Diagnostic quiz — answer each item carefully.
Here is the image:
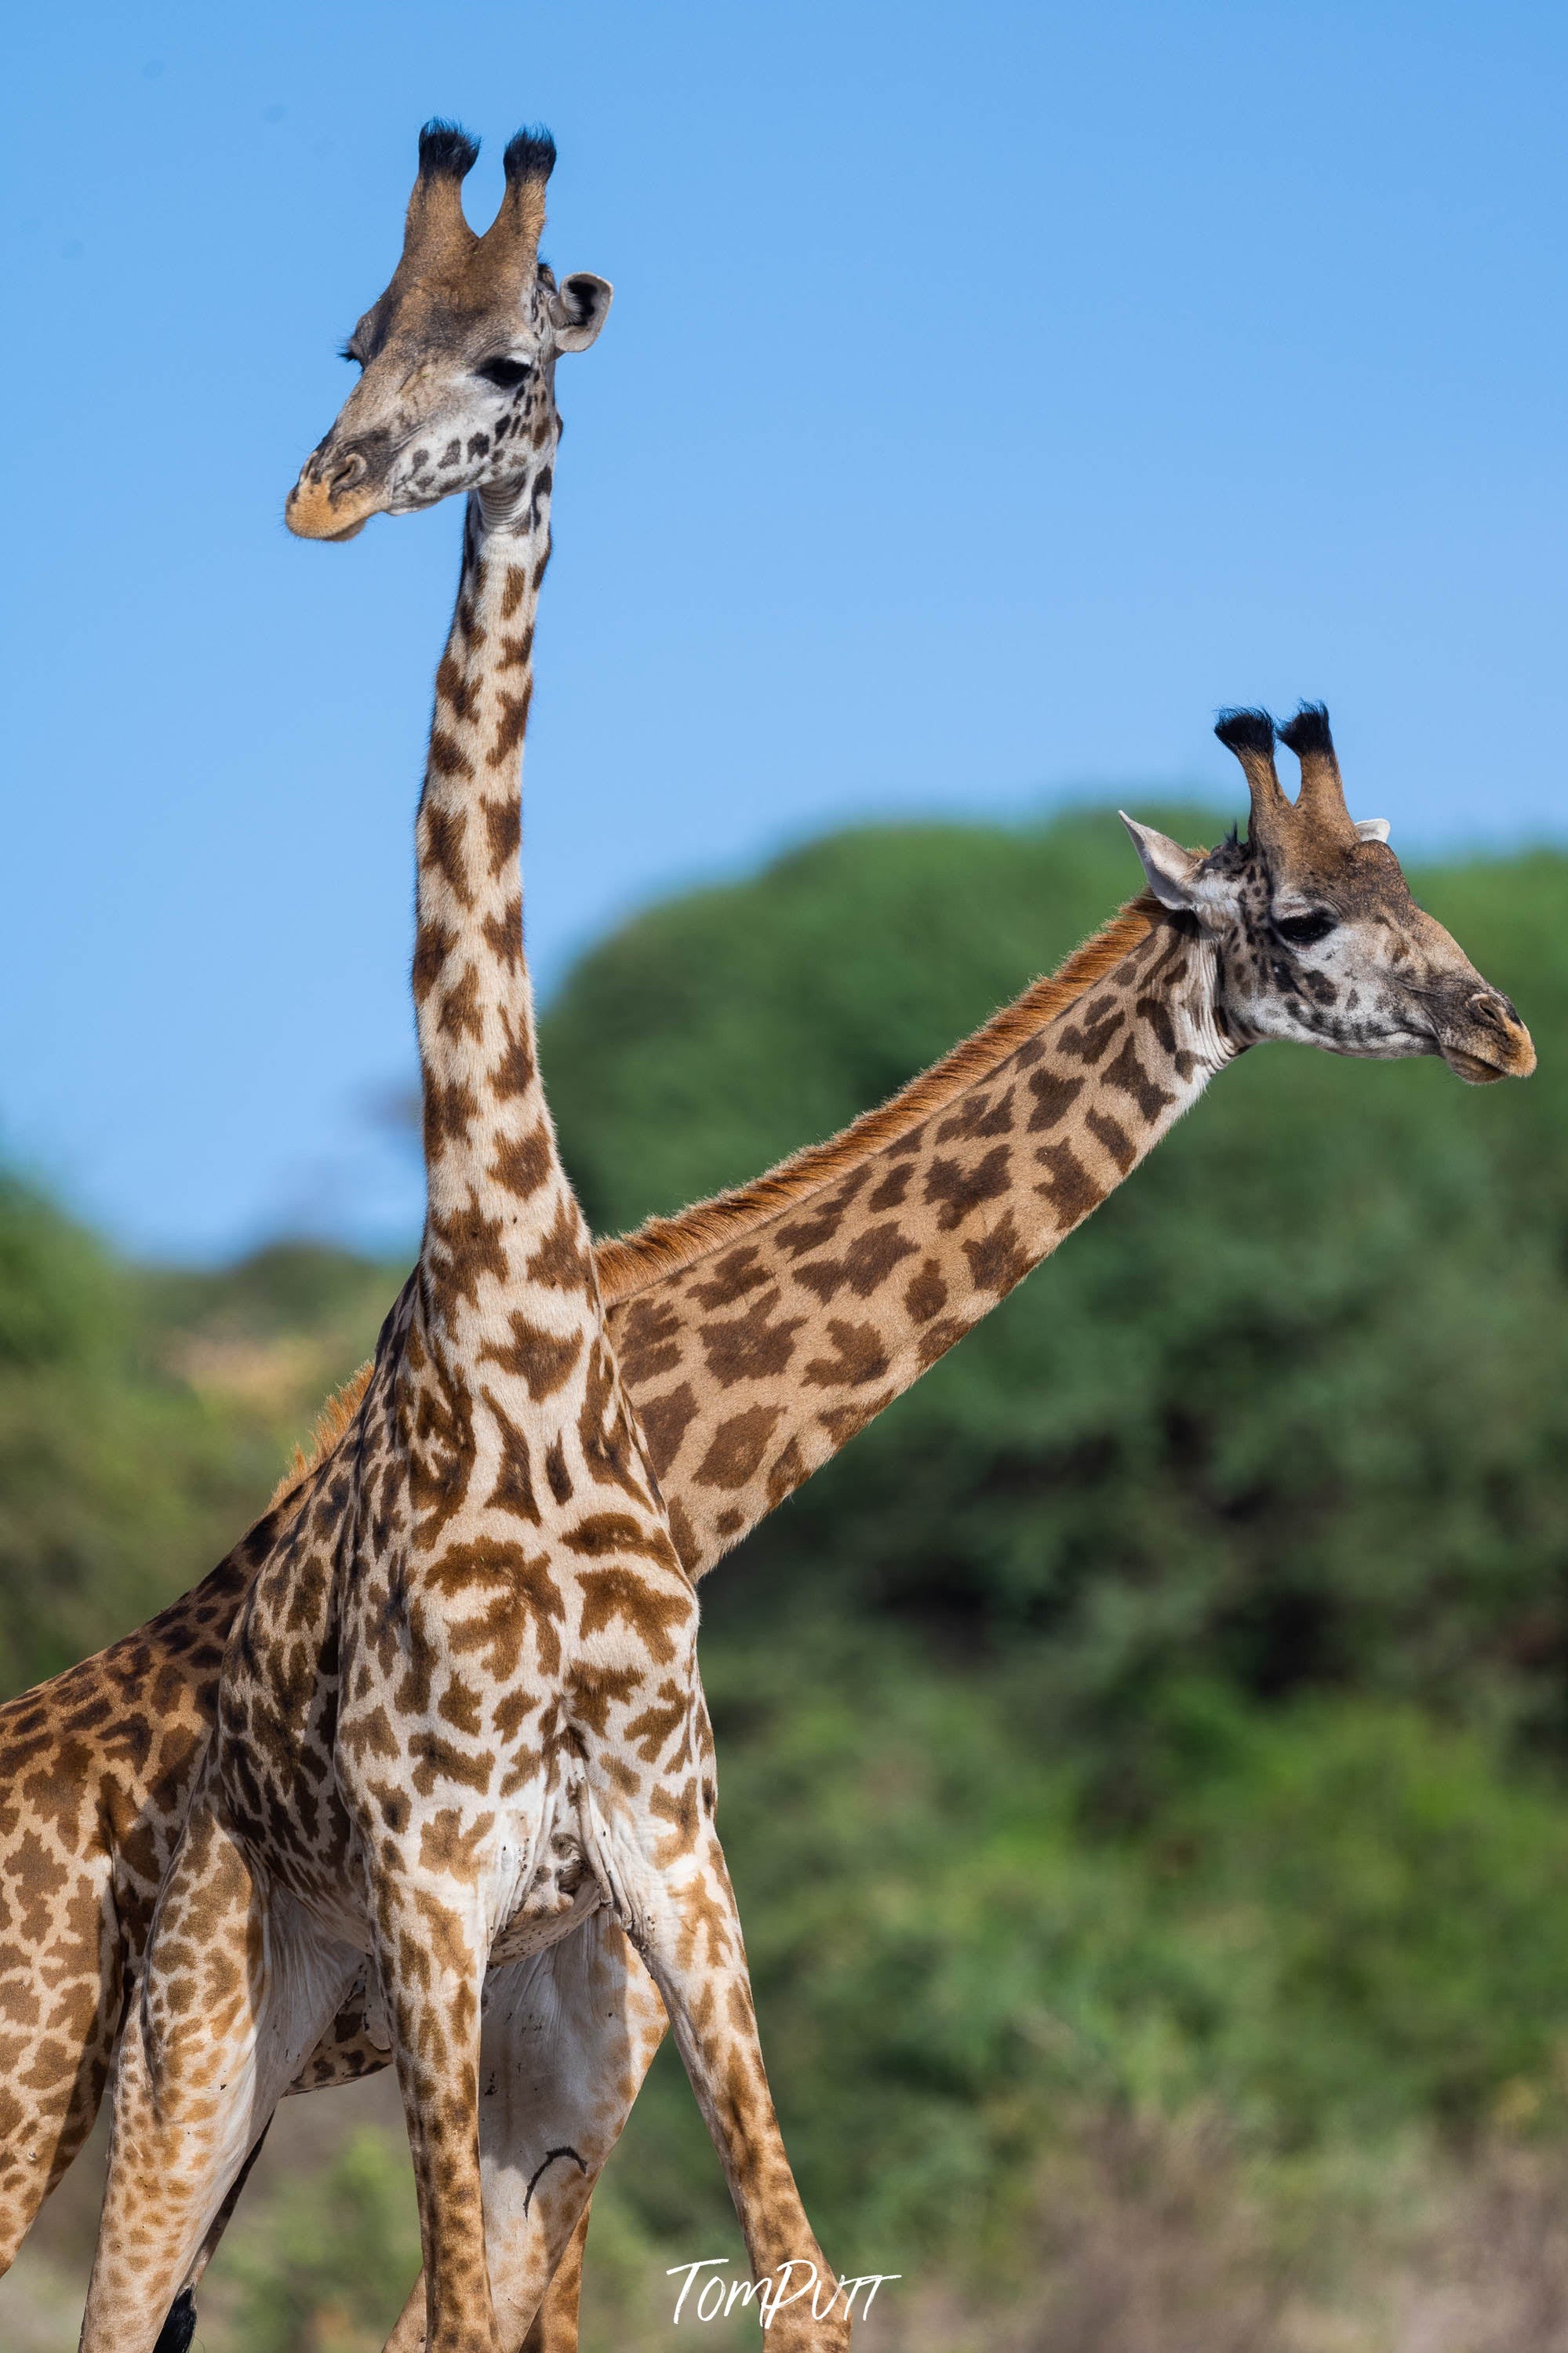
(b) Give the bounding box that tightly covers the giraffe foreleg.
[161,1998,380,2342]
[159,1983,395,2344]
[581,1791,850,2351]
[371,1867,500,2353]
[380,1908,667,2353]
[378,2186,595,2353]
[78,1797,358,2353]
[151,2115,274,2353]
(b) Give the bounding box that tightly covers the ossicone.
[503,126,558,184]
[476,122,557,282]
[1275,699,1352,833]
[1213,708,1276,759]
[1213,705,1290,847]
[417,119,480,180]
[404,121,482,268]
[1275,701,1335,763]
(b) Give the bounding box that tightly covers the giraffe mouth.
[1438,1025,1536,1084]
[1441,1047,1508,1085]
[1428,985,1536,1084]
[286,472,377,540]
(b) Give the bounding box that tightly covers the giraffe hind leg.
[518,2204,591,2353]
[0,1855,121,2276]
[78,1798,359,2353]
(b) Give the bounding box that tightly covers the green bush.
[0,1176,253,1690]
[609,1635,1568,2268]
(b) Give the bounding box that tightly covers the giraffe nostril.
[324,449,367,495]
[1471,990,1515,1033]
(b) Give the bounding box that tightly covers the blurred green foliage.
[0,1175,256,1690]
[0,1190,399,1694]
[4,805,1568,2322]
[610,1634,1568,2278]
[225,2129,423,2353]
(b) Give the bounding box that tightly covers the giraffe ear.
[1119,814,1231,916]
[1355,818,1392,844]
[545,272,613,352]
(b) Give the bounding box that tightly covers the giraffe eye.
[1275,912,1337,949]
[475,355,533,391]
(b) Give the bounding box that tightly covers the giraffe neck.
[404,456,602,1383]
[412,464,570,1333]
[605,909,1236,1573]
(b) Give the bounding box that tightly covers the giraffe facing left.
[77,122,848,2353]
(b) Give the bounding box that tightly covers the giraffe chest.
[212,1267,699,1921]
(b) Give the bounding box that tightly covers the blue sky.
[5,0,1566,1260]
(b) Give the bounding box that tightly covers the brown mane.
[592,891,1162,1295]
[266,892,1161,1514]
[267,1362,376,1514]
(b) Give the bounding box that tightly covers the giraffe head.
[285,121,611,541]
[1122,706,1534,1083]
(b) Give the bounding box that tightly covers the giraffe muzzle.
[285,445,377,541]
[1438,989,1536,1084]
